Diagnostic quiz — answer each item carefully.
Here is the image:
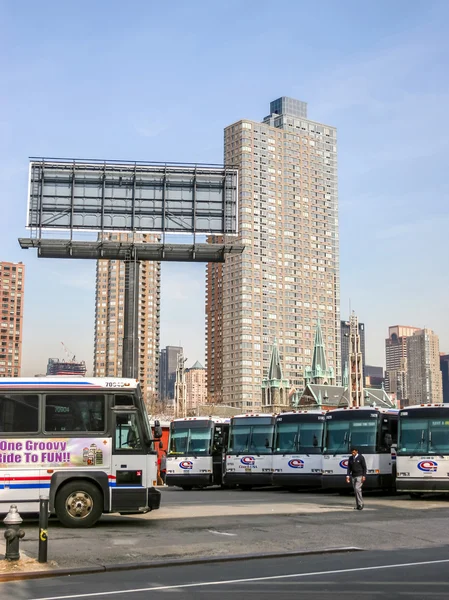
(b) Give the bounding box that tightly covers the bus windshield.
[274,421,323,454]
[325,418,378,454]
[169,426,213,455]
[228,423,274,454]
[399,416,449,455]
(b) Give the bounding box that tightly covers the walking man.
[346,447,367,510]
[160,450,167,485]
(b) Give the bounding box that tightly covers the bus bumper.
[272,473,322,489]
[322,474,393,490]
[224,472,272,487]
[166,474,213,488]
[148,487,161,510]
[396,478,449,493]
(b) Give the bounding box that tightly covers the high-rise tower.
[385,325,420,401]
[0,261,25,377]
[206,97,340,410]
[407,329,443,404]
[93,233,160,406]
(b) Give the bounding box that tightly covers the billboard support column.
[122,257,140,379]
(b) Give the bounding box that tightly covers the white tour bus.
[397,404,449,497]
[322,406,398,491]
[224,414,275,490]
[272,410,325,490]
[0,377,162,527]
[166,417,230,490]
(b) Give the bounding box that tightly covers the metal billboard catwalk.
[20,158,243,379]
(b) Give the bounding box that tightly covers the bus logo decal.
[339,459,349,469]
[417,460,438,472]
[288,459,304,469]
[240,456,256,466]
[179,461,193,470]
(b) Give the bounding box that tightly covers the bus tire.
[239,485,253,491]
[181,486,193,491]
[55,480,103,528]
[410,492,423,499]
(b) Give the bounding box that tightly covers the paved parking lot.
[4,487,449,570]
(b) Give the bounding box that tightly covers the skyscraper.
[385,325,420,401]
[159,345,183,403]
[407,329,443,404]
[93,233,160,405]
[206,97,340,410]
[0,261,25,377]
[440,354,449,403]
[185,361,207,411]
[340,319,365,380]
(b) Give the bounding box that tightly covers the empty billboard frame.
[27,158,238,236]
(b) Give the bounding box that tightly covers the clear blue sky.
[1,0,448,375]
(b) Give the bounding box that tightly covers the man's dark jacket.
[347,453,367,477]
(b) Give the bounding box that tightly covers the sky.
[1,0,448,376]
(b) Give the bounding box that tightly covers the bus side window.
[0,394,39,433]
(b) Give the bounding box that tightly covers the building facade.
[185,360,207,411]
[407,328,443,404]
[206,97,340,410]
[159,345,183,403]
[385,325,420,401]
[440,354,449,403]
[93,233,160,406]
[0,261,25,377]
[341,319,365,381]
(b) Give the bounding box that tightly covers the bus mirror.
[265,438,270,448]
[159,440,163,449]
[216,436,223,448]
[384,433,392,448]
[154,425,163,439]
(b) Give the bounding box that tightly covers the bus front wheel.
[55,480,103,528]
[410,492,423,499]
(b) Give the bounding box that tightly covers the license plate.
[183,471,190,474]
[245,468,251,473]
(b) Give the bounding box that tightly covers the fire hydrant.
[4,505,25,561]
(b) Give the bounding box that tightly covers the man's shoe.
[357,505,363,510]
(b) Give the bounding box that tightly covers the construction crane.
[61,342,76,362]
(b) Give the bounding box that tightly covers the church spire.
[304,319,335,385]
[268,338,283,380]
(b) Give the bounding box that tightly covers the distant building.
[407,329,443,404]
[0,261,25,377]
[341,320,365,382]
[440,354,449,403]
[365,365,384,389]
[159,346,183,403]
[47,358,87,376]
[385,325,420,401]
[185,361,207,411]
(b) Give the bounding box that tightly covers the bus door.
[111,410,148,512]
[212,424,227,485]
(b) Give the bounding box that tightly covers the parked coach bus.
[322,406,398,491]
[224,414,275,490]
[0,377,162,527]
[272,411,325,490]
[166,417,229,490]
[397,404,449,497]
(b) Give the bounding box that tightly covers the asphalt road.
[3,546,449,599]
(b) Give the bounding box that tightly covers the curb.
[0,546,362,583]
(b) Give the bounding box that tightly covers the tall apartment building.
[159,345,183,403]
[0,262,25,377]
[341,319,366,380]
[185,360,207,411]
[440,354,449,403]
[93,233,160,406]
[206,97,340,410]
[407,328,443,404]
[385,325,420,401]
